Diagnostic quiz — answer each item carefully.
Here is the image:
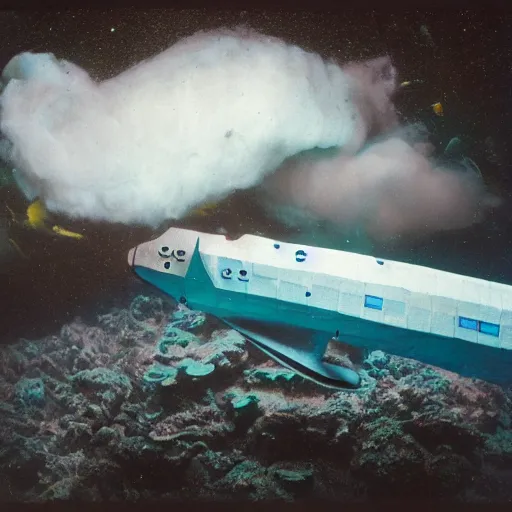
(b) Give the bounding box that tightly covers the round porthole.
[295,249,307,263]
[221,268,232,279]
[159,246,171,258]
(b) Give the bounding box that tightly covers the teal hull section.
[133,244,512,387]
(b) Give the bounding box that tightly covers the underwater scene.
[0,7,511,503]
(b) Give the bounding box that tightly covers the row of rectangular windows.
[363,295,500,337]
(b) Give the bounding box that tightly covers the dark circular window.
[159,246,171,258]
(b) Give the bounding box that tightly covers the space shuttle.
[128,227,512,389]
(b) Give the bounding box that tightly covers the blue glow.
[479,321,500,337]
[458,317,500,337]
[459,316,478,331]
[364,295,383,310]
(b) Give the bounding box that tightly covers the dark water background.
[0,8,511,343]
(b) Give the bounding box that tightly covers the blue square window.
[479,321,500,337]
[459,316,478,331]
[364,295,383,310]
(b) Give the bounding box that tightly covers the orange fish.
[432,102,444,116]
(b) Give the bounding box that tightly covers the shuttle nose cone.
[128,246,136,267]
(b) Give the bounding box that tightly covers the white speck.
[111,27,115,32]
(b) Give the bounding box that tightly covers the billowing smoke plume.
[261,131,498,240]
[0,27,398,227]
[0,27,496,238]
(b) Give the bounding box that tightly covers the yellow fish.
[10,199,84,240]
[432,101,444,116]
[52,225,84,239]
[24,199,48,231]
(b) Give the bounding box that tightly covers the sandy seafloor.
[0,7,512,503]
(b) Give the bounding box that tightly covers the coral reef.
[0,290,511,502]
